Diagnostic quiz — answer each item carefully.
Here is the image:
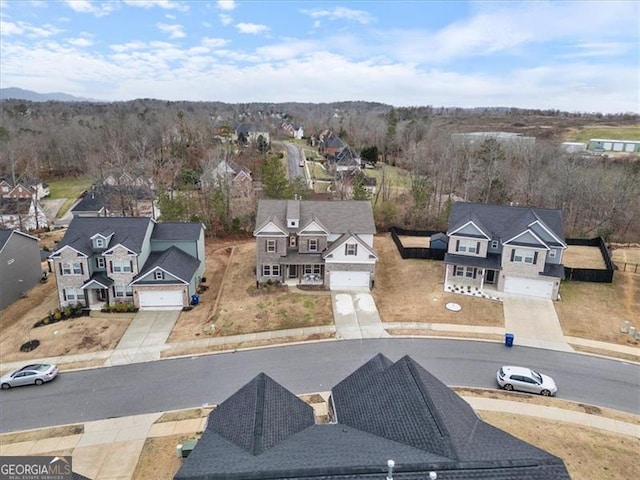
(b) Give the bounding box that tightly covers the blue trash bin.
[505,333,514,347]
[191,294,200,306]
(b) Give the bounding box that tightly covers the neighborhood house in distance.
[0,229,42,310]
[445,202,567,300]
[49,217,206,310]
[174,354,570,479]
[253,199,377,291]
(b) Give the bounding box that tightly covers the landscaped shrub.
[101,302,138,313]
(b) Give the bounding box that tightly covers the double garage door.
[503,277,555,299]
[329,271,371,291]
[138,290,184,309]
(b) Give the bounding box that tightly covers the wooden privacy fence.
[390,227,446,260]
[564,237,614,283]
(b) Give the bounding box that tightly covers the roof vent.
[386,459,394,480]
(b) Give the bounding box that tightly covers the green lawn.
[565,125,640,143]
[309,162,333,180]
[366,164,411,189]
[47,175,94,199]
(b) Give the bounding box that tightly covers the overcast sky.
[1,0,638,113]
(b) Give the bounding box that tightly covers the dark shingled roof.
[447,202,565,246]
[55,217,153,256]
[0,229,12,250]
[0,197,31,215]
[151,222,203,242]
[174,355,571,480]
[254,200,375,235]
[133,246,200,283]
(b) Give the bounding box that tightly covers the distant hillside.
[0,87,95,102]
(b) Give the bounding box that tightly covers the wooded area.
[0,98,638,241]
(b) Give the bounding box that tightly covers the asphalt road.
[1,339,638,433]
[284,142,305,180]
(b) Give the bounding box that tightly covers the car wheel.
[540,389,551,396]
[503,384,514,391]
[1,383,10,390]
[35,379,44,386]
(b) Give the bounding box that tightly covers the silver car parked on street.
[497,365,557,396]
[1,364,59,389]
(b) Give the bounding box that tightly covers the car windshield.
[531,370,543,384]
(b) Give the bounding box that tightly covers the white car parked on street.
[497,365,557,396]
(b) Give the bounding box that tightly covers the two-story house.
[49,217,205,310]
[253,200,377,291]
[0,229,42,310]
[444,202,566,300]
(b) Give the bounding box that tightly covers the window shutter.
[533,252,538,264]
[510,249,515,261]
[63,289,67,301]
[453,265,457,276]
[59,263,63,275]
[129,261,133,272]
[80,263,84,274]
[456,240,460,252]
[110,261,113,272]
[473,268,477,279]
[476,242,480,253]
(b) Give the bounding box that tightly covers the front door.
[289,265,298,278]
[485,270,496,284]
[97,289,107,301]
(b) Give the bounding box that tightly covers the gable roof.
[254,200,375,236]
[175,355,571,480]
[72,184,153,214]
[53,217,153,257]
[151,222,203,242]
[447,202,565,247]
[132,246,200,284]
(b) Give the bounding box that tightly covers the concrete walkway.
[503,295,574,352]
[104,310,180,366]
[1,396,637,480]
[331,292,389,339]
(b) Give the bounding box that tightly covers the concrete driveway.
[104,309,181,366]
[332,292,389,339]
[503,295,574,352]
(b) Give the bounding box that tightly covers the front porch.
[444,263,503,301]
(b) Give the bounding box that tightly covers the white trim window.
[154,271,165,280]
[345,243,358,256]
[453,266,477,279]
[511,248,538,264]
[303,264,322,275]
[61,262,83,275]
[96,257,106,269]
[94,238,105,248]
[548,249,557,259]
[64,287,85,302]
[114,284,133,298]
[266,239,277,253]
[308,239,318,252]
[491,240,499,249]
[262,264,281,277]
[456,239,480,254]
[112,259,133,273]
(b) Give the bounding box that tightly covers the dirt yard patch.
[563,245,606,269]
[610,245,640,272]
[397,234,431,248]
[372,234,504,326]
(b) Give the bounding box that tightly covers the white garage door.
[138,290,183,309]
[330,271,370,291]
[504,277,554,299]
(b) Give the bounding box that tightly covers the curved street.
[1,338,638,433]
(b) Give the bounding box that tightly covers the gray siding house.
[49,217,206,310]
[0,229,42,310]
[445,202,566,300]
[253,200,377,291]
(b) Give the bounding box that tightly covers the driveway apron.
[104,310,180,366]
[503,295,574,352]
[332,292,388,339]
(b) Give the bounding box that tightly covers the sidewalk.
[1,396,637,480]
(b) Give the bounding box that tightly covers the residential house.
[174,354,570,480]
[49,217,205,310]
[0,197,49,231]
[319,134,346,158]
[281,121,304,139]
[329,145,361,173]
[199,159,255,226]
[0,176,50,199]
[233,123,271,145]
[71,184,157,219]
[444,202,566,300]
[0,229,42,310]
[253,200,377,290]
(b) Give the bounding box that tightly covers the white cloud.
[302,6,375,25]
[217,0,235,11]
[157,22,186,39]
[219,14,232,26]
[122,0,189,12]
[235,22,269,35]
[67,36,93,47]
[0,20,62,38]
[64,0,114,17]
[563,42,633,58]
[0,20,23,36]
[201,37,229,48]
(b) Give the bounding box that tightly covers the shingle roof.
[55,217,153,256]
[0,197,31,215]
[151,222,203,242]
[71,185,153,213]
[448,202,565,245]
[0,229,12,250]
[175,355,571,480]
[254,200,375,235]
[133,246,200,283]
